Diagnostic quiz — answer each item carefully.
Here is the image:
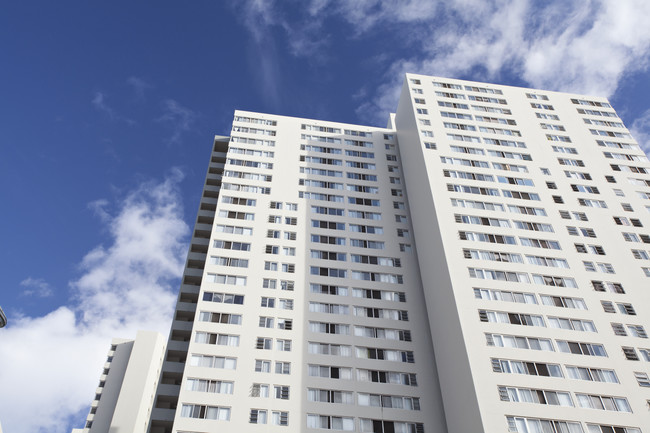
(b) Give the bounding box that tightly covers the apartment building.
[74,331,166,433]
[395,74,650,433]
[77,74,650,433]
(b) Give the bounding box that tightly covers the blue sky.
[1,1,650,431]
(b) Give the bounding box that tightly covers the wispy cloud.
[88,198,111,223]
[347,0,650,124]
[233,0,650,125]
[156,99,198,144]
[92,91,136,125]
[20,277,54,297]
[630,108,650,155]
[229,0,285,108]
[91,91,115,118]
[0,169,189,433]
[126,76,152,101]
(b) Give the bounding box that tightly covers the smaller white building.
[73,330,166,433]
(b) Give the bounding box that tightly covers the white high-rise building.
[78,74,650,433]
[394,74,650,433]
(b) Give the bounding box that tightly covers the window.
[254,359,271,372]
[275,361,291,374]
[475,288,537,304]
[261,297,275,308]
[548,316,596,332]
[180,404,230,421]
[195,332,239,346]
[532,274,577,288]
[308,388,353,404]
[210,256,249,268]
[540,294,586,309]
[357,393,420,410]
[190,354,237,370]
[505,416,582,433]
[627,324,648,338]
[576,393,631,412]
[249,409,267,424]
[492,358,562,377]
[359,419,424,433]
[310,284,348,296]
[617,302,636,315]
[309,364,353,380]
[310,321,350,335]
[499,386,573,407]
[278,318,292,330]
[486,333,554,352]
[271,411,289,426]
[255,337,272,350]
[185,378,234,394]
[469,267,530,283]
[308,342,352,357]
[277,339,292,351]
[479,310,545,327]
[215,224,253,236]
[591,280,625,293]
[354,326,411,341]
[198,311,242,325]
[623,346,639,360]
[259,316,274,328]
[356,346,414,363]
[557,340,606,356]
[565,366,618,383]
[202,291,244,305]
[634,371,650,387]
[307,415,354,431]
[213,240,251,251]
[274,385,290,399]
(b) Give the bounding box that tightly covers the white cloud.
[353,0,650,124]
[0,169,189,433]
[328,0,440,34]
[232,0,650,125]
[92,91,136,125]
[91,91,115,118]
[156,99,198,144]
[20,277,54,297]
[630,108,650,155]
[229,0,286,107]
[127,76,152,100]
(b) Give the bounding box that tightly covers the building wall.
[132,73,650,433]
[148,136,230,433]
[396,73,650,433]
[166,111,448,433]
[76,331,165,433]
[395,78,485,433]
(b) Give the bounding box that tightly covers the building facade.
[74,331,166,433]
[147,112,448,433]
[79,74,650,433]
[395,74,650,433]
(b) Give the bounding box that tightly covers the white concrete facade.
[75,330,166,433]
[73,74,650,433]
[395,74,650,433]
[147,114,448,433]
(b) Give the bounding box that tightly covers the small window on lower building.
[622,346,639,361]
[272,411,289,426]
[250,409,268,424]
